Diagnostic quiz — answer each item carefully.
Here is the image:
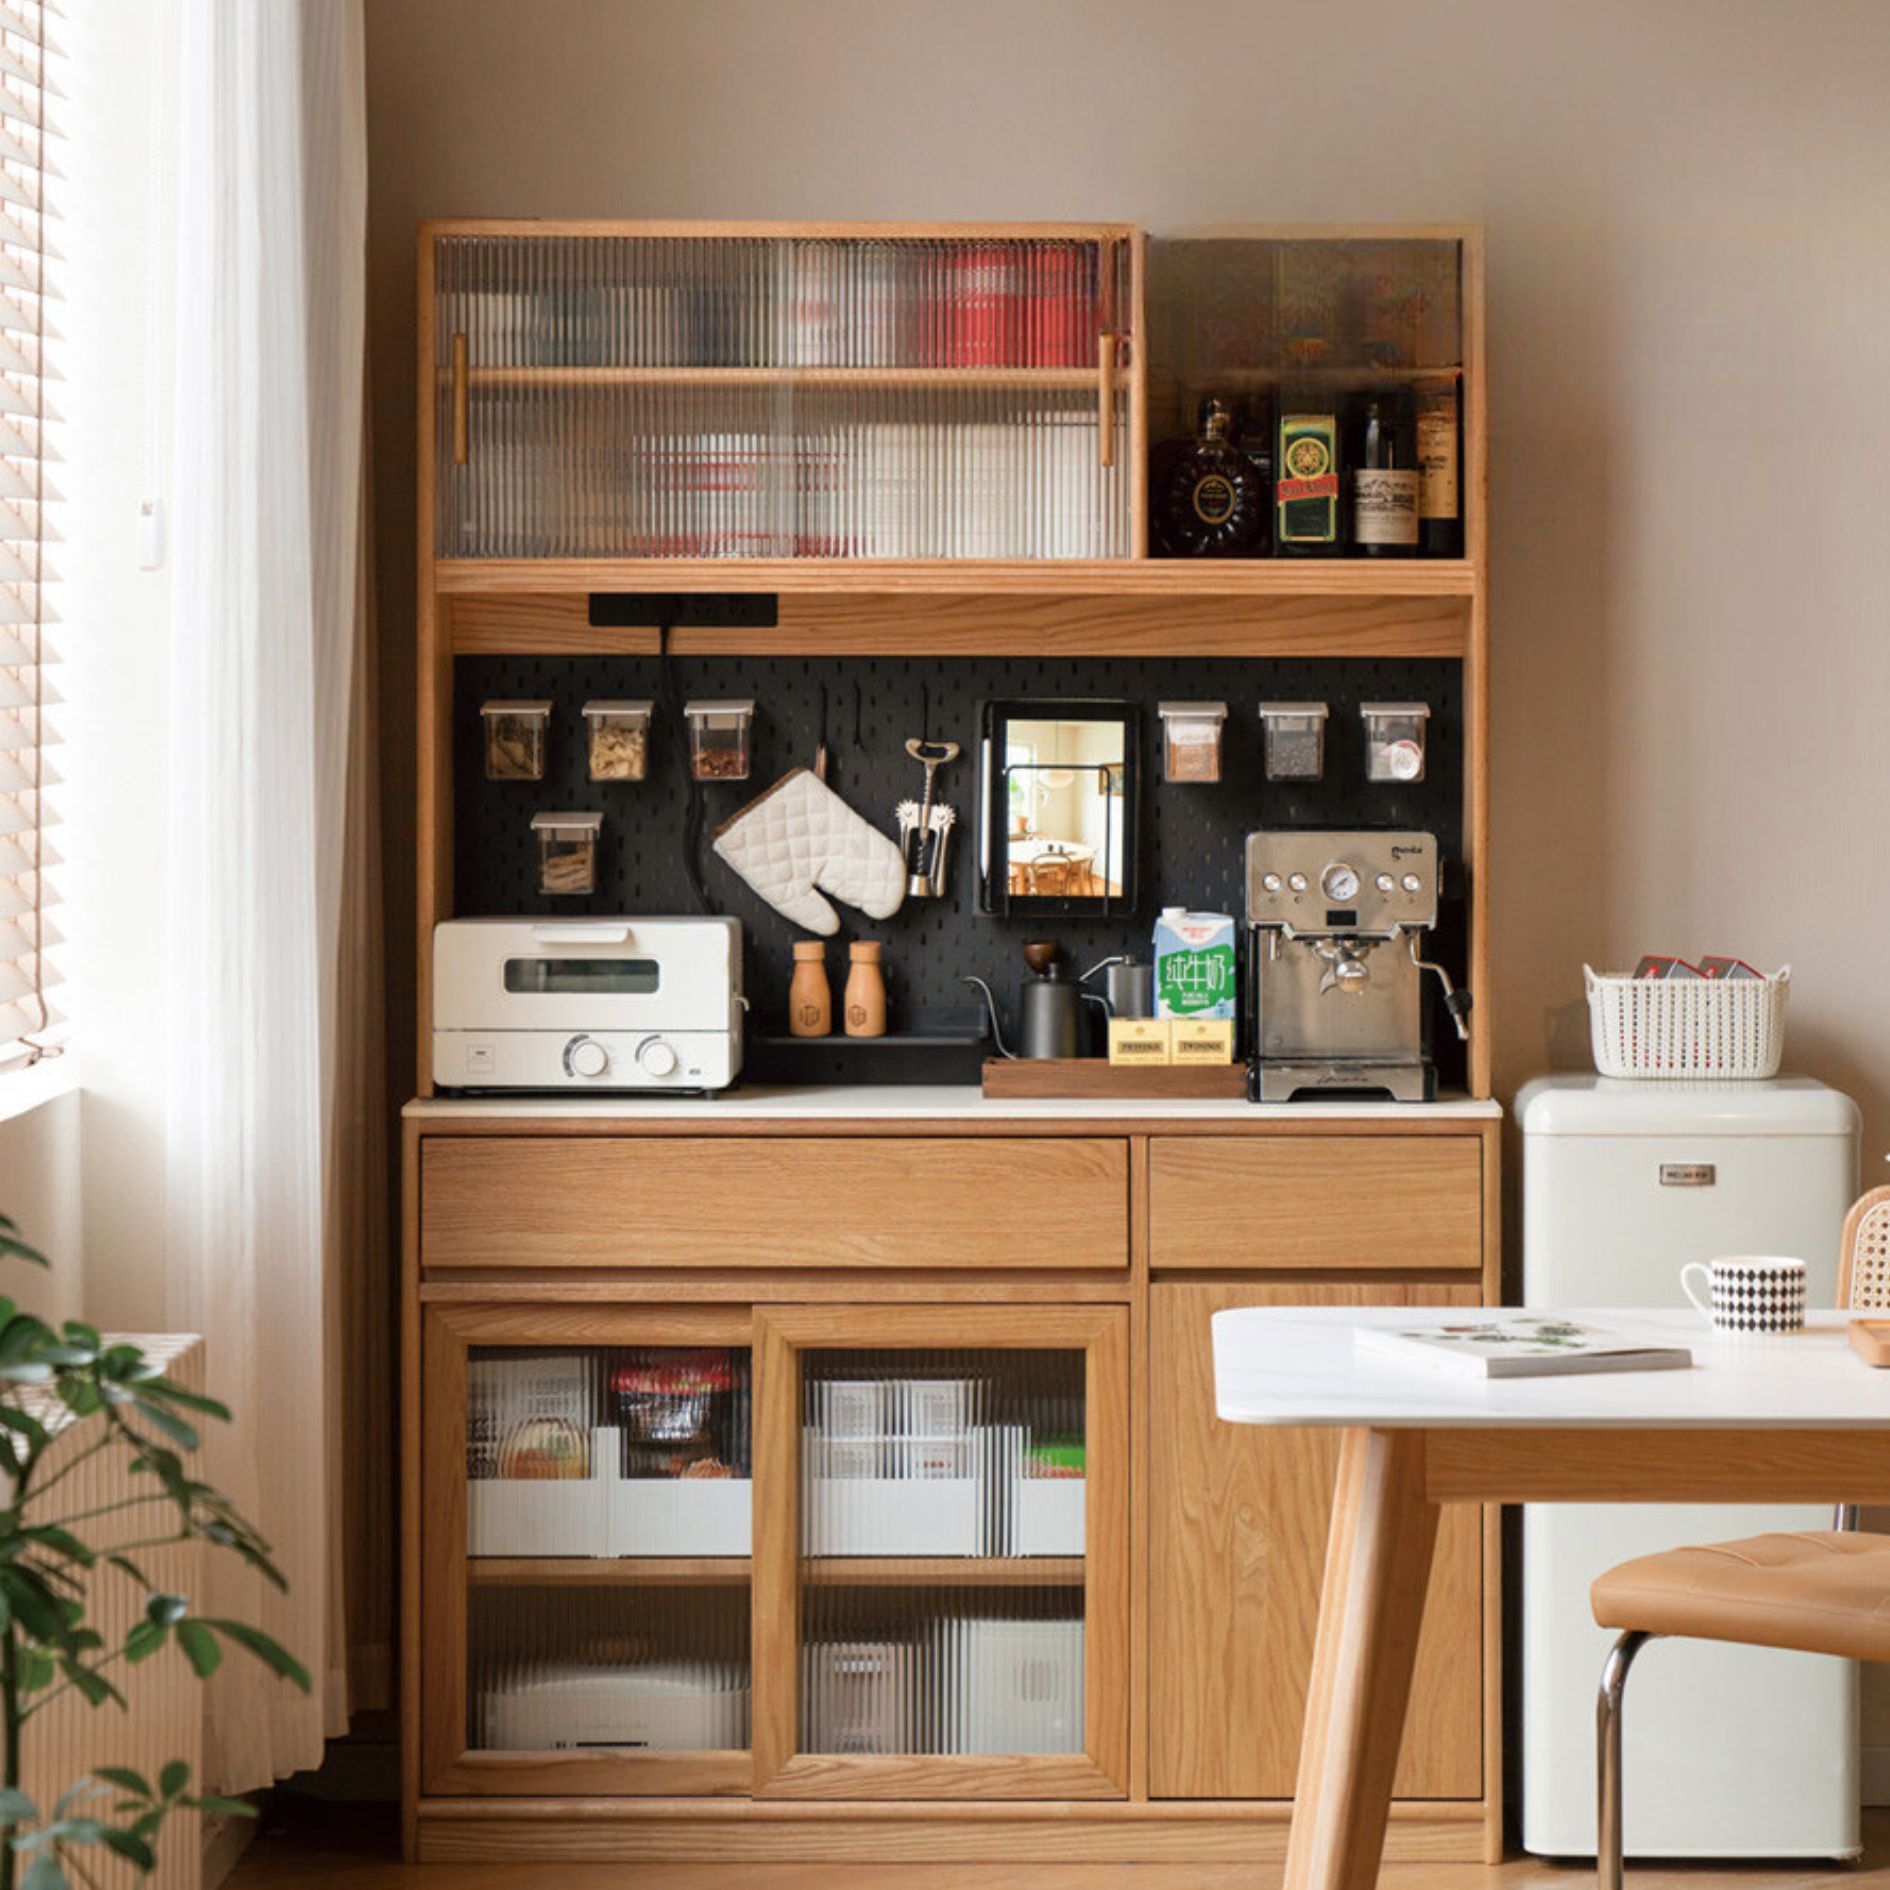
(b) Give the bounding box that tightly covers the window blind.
[0,0,53,1065]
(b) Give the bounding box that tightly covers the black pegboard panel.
[453,655,1469,1086]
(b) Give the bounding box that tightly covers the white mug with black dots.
[1680,1256,1808,1336]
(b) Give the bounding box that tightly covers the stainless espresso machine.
[1244,830,1470,1102]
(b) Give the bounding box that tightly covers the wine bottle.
[1275,394,1341,556]
[1416,383,1463,557]
[1154,396,1268,558]
[1350,391,1418,559]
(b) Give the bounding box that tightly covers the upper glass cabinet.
[430,227,1137,561]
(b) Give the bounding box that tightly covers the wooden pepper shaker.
[844,941,886,1038]
[789,941,830,1037]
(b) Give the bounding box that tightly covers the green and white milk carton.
[1153,908,1238,1020]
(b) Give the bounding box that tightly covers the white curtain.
[163,0,369,1788]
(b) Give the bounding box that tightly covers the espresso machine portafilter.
[1245,830,1470,1103]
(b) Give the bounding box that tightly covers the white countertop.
[1213,1307,1890,1430]
[404,1084,1503,1124]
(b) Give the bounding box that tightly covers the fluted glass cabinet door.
[751,1305,1129,1799]
[421,1307,755,1798]
[428,226,1138,563]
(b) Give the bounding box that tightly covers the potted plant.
[0,1214,310,1889]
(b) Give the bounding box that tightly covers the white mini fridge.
[1518,1074,1861,1860]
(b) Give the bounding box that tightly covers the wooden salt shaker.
[844,941,886,1038]
[789,941,830,1037]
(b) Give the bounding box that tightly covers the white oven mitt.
[710,767,906,936]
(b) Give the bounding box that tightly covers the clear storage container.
[583,699,653,782]
[684,699,755,781]
[482,699,552,781]
[1258,702,1328,781]
[1360,701,1430,782]
[532,811,603,896]
[1157,701,1227,784]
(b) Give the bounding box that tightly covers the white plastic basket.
[1584,965,1789,1080]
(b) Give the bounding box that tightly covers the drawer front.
[1148,1136,1483,1272]
[422,1136,1130,1271]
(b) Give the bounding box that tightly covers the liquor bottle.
[1154,396,1268,558]
[1275,394,1342,556]
[1416,383,1463,557]
[1349,392,1419,559]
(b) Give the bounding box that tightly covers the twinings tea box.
[1107,1018,1171,1067]
[1154,909,1238,1020]
[1169,1018,1237,1065]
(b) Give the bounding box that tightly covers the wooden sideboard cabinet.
[403,1107,1500,1868]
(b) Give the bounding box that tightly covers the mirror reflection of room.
[1004,719,1126,897]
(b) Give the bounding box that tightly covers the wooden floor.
[227,1801,1890,1890]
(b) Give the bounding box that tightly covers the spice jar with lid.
[1258,702,1329,782]
[531,811,603,896]
[481,700,552,781]
[582,700,653,782]
[1157,701,1228,784]
[1360,702,1430,783]
[684,699,755,781]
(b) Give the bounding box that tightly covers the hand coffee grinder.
[1244,830,1471,1102]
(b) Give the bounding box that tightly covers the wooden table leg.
[1284,1427,1442,1890]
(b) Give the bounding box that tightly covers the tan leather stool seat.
[1592,1530,1890,1663]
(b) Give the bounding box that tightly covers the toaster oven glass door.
[504,957,660,995]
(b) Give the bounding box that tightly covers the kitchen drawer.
[1147,1136,1483,1272]
[421,1136,1130,1272]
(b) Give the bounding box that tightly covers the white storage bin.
[1014,1479,1086,1557]
[467,1425,613,1558]
[803,1429,984,1556]
[607,1475,752,1557]
[1584,964,1789,1080]
[946,1617,1085,1755]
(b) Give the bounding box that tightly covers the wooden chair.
[1587,1187,1890,1890]
[1027,855,1072,895]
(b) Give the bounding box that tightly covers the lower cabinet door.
[1148,1280,1486,1801]
[751,1304,1130,1799]
[420,1305,758,1797]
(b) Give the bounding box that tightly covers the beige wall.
[365,0,1890,1149]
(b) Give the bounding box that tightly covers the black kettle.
[964,941,1101,1060]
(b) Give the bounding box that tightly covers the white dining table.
[1211,1306,1890,1890]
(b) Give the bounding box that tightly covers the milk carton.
[1153,909,1238,1020]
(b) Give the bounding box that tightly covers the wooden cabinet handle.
[1097,331,1116,469]
[451,332,469,466]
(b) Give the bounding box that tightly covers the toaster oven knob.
[563,1035,610,1079]
[637,1036,679,1078]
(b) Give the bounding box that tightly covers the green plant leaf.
[157,1760,189,1801]
[0,1787,37,1824]
[100,1828,157,1870]
[184,1795,256,1818]
[22,1527,94,1568]
[201,1619,311,1691]
[128,1398,199,1452]
[90,1769,149,1801]
[143,1593,188,1629]
[0,1406,47,1445]
[174,1621,220,1679]
[142,1377,231,1420]
[122,1618,167,1664]
[20,1850,65,1890]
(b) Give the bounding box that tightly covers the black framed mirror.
[976,699,1141,917]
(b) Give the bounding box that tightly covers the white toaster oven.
[432,917,744,1092]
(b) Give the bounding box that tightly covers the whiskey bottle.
[1275,394,1341,556]
[1415,383,1463,557]
[1155,396,1267,558]
[1350,391,1418,558]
